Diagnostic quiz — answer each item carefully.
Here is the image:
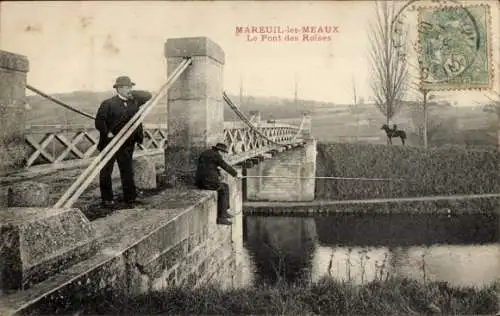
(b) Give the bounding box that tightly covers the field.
[309,104,495,147]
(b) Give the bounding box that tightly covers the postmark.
[417,4,493,91]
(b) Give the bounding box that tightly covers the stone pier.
[163,37,226,186]
[0,50,29,175]
[244,112,316,202]
[301,111,312,139]
[249,110,261,124]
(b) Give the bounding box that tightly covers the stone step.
[0,207,99,295]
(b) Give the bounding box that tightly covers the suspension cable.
[54,57,192,208]
[26,85,96,120]
[223,92,305,147]
[290,116,306,143]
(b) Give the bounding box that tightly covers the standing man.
[95,76,152,208]
[195,143,241,225]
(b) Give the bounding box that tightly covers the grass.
[52,276,499,315]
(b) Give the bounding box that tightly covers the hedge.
[315,143,500,200]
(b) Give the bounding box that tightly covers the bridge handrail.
[22,119,304,169]
[25,122,298,134]
[223,120,299,130]
[24,123,168,134]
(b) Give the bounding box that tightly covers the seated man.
[195,143,241,225]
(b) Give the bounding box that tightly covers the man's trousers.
[196,181,231,218]
[99,144,137,202]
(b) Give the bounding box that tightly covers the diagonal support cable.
[54,57,192,208]
[27,85,150,151]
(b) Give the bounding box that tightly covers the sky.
[1,0,499,106]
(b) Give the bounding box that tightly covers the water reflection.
[314,213,498,246]
[311,244,500,287]
[244,217,318,284]
[243,213,499,288]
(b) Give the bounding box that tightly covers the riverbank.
[42,277,498,315]
[315,143,500,200]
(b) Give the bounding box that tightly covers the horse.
[381,124,406,145]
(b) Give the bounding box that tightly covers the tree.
[368,0,410,125]
[408,97,460,148]
[409,86,432,148]
[349,76,361,141]
[421,88,430,148]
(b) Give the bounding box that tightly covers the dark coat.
[195,148,238,186]
[95,90,152,151]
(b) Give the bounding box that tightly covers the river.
[242,212,499,287]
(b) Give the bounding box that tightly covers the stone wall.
[0,187,245,315]
[126,193,237,293]
[246,139,317,201]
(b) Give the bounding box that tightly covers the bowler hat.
[212,143,228,153]
[113,76,135,88]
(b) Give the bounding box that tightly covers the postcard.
[0,1,499,315]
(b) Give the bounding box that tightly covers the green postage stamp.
[417,4,492,90]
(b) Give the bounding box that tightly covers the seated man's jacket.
[195,148,237,186]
